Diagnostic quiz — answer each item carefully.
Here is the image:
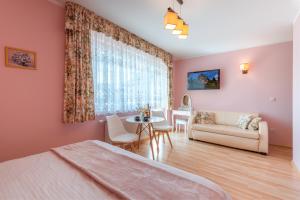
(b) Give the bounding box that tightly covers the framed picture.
[187,69,220,90]
[5,47,36,70]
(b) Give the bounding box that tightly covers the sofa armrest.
[187,114,196,139]
[258,121,269,154]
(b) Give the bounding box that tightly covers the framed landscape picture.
[187,69,220,90]
[5,47,36,70]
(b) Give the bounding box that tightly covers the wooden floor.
[136,132,300,200]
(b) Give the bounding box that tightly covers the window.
[91,31,169,114]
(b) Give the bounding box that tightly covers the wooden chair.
[151,110,173,148]
[106,115,138,151]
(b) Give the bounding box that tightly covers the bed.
[0,140,231,200]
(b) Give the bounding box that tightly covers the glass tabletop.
[126,116,164,124]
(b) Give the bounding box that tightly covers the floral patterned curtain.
[63,3,95,123]
[64,1,173,123]
[168,68,174,109]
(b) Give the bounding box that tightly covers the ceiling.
[52,0,300,60]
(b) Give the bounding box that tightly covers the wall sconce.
[240,63,249,74]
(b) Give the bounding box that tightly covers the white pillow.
[237,115,253,129]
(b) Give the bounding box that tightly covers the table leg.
[136,124,142,149]
[148,124,155,160]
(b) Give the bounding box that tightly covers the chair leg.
[162,133,165,143]
[150,124,158,146]
[156,132,160,153]
[148,128,155,160]
[130,143,135,152]
[166,131,173,148]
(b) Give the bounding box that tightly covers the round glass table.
[126,116,164,160]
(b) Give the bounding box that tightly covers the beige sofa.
[187,111,269,154]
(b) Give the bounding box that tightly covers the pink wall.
[174,42,293,147]
[293,14,300,168]
[0,0,105,162]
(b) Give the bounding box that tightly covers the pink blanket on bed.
[52,141,230,200]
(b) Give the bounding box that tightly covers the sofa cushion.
[192,124,259,139]
[194,112,201,124]
[200,112,216,124]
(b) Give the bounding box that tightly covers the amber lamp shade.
[172,17,184,35]
[164,7,178,30]
[178,23,189,39]
[240,63,249,74]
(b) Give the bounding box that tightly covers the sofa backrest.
[196,111,259,126]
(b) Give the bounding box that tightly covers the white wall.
[293,14,300,169]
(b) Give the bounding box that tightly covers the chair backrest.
[106,115,127,140]
[151,110,169,126]
[152,110,165,118]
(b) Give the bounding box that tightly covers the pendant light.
[172,3,183,34]
[164,0,189,39]
[164,7,178,30]
[178,22,189,39]
[172,17,184,34]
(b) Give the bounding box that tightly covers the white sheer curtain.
[91,31,169,115]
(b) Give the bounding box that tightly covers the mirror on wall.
[179,94,192,111]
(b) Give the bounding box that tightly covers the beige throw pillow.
[237,115,253,129]
[194,112,202,124]
[248,117,262,131]
[200,112,216,124]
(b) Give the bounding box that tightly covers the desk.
[126,116,164,160]
[171,110,191,132]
